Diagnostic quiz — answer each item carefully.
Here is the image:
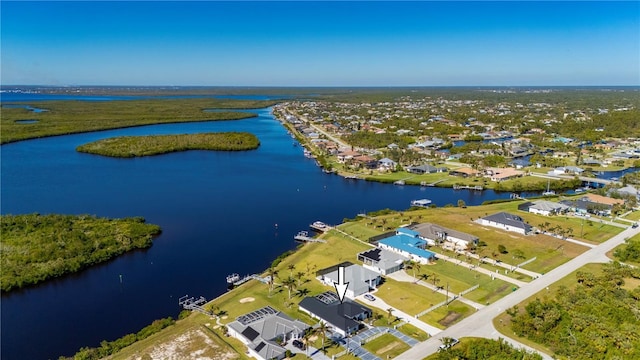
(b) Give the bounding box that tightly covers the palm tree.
[294,271,306,287]
[267,267,278,297]
[287,263,296,277]
[282,276,296,299]
[296,288,310,298]
[315,322,329,353]
[432,273,440,288]
[386,307,394,323]
[404,260,415,278]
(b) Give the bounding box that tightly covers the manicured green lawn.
[374,278,447,316]
[362,333,410,359]
[397,323,430,341]
[623,210,640,221]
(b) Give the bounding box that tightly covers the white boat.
[411,199,432,207]
[394,180,405,185]
[310,221,329,232]
[226,273,240,284]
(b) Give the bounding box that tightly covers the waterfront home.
[612,185,639,200]
[299,292,372,337]
[449,167,479,178]
[357,248,407,275]
[518,200,570,216]
[378,158,397,170]
[316,262,381,299]
[409,222,479,251]
[227,306,310,360]
[353,155,378,169]
[337,150,361,163]
[479,212,533,235]
[407,164,447,174]
[377,228,436,264]
[484,167,524,182]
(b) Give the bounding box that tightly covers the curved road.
[397,224,640,359]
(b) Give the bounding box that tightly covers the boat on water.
[226,273,240,284]
[394,180,405,185]
[310,221,329,232]
[411,199,432,207]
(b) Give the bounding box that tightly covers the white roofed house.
[518,200,570,216]
[316,262,381,299]
[378,157,397,171]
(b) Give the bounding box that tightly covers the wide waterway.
[3,100,540,359]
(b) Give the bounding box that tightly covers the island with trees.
[0,213,161,292]
[76,132,260,157]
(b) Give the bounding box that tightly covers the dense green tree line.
[430,338,542,360]
[1,98,272,144]
[59,317,175,360]
[76,132,260,157]
[344,131,413,149]
[508,262,640,359]
[614,237,640,263]
[0,214,161,292]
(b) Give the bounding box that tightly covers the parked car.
[439,338,459,351]
[292,339,306,350]
[633,223,638,228]
[364,294,376,301]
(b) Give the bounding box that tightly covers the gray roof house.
[357,248,407,275]
[299,292,372,337]
[317,263,381,299]
[409,222,479,250]
[520,200,570,216]
[378,158,397,169]
[407,164,447,174]
[227,306,310,360]
[480,212,533,235]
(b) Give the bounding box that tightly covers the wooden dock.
[294,231,327,243]
[179,295,212,315]
[453,185,484,191]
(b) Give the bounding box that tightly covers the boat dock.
[178,295,212,315]
[310,221,331,232]
[226,273,272,288]
[453,185,484,191]
[294,230,327,243]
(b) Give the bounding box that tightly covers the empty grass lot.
[418,300,476,330]
[374,278,447,316]
[412,260,514,304]
[362,333,410,359]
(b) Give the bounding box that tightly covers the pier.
[294,230,327,243]
[179,295,212,315]
[310,221,331,232]
[453,185,484,191]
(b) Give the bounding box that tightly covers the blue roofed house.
[377,228,436,264]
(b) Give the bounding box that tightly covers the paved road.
[397,224,640,360]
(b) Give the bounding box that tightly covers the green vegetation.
[59,317,175,360]
[1,98,275,144]
[507,262,640,359]
[76,132,260,157]
[613,236,640,263]
[425,338,542,360]
[0,214,161,292]
[362,333,410,359]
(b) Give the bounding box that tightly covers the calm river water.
[2,100,536,359]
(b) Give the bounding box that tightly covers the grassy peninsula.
[0,98,276,144]
[76,132,260,157]
[0,214,161,292]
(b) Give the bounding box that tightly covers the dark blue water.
[594,167,639,180]
[2,104,533,360]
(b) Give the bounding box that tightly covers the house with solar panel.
[316,262,382,299]
[226,306,310,360]
[298,291,372,337]
[377,227,436,264]
[357,248,407,275]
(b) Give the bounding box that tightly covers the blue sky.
[2,1,638,86]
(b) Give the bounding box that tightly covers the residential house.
[377,228,436,264]
[357,248,407,275]
[316,262,381,299]
[484,167,524,182]
[518,200,570,216]
[378,158,397,171]
[298,292,372,337]
[480,212,533,235]
[449,167,479,178]
[407,164,447,174]
[409,223,479,251]
[227,306,310,360]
